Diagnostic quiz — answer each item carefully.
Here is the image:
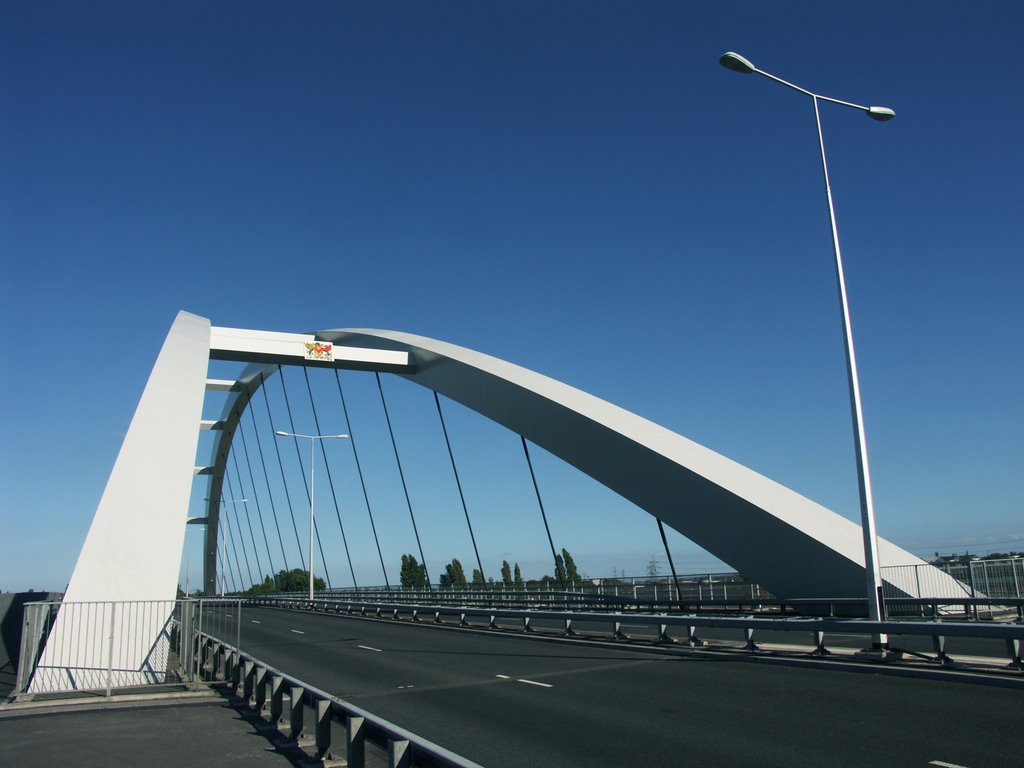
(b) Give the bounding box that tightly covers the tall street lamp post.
[719,52,894,648]
[275,431,349,601]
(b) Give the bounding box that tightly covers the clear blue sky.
[2,2,1021,592]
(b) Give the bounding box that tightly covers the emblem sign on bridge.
[304,341,334,362]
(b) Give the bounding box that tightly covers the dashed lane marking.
[496,674,552,688]
[929,761,970,768]
[358,644,383,652]
[517,678,553,688]
[250,620,261,624]
[290,629,304,634]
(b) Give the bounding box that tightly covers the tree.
[513,563,523,588]
[472,568,485,585]
[561,548,580,581]
[248,568,325,594]
[442,558,467,587]
[500,560,513,586]
[399,554,428,588]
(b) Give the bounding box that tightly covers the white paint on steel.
[210,324,409,368]
[322,328,969,603]
[30,311,211,692]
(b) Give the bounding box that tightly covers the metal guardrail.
[196,633,482,768]
[255,589,1024,622]
[248,596,1024,671]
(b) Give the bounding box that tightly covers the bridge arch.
[33,312,964,692]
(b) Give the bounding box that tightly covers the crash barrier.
[252,589,1024,622]
[13,598,241,698]
[196,633,482,768]
[247,596,1024,672]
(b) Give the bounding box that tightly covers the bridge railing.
[247,595,1024,671]
[194,632,482,768]
[12,598,243,699]
[254,587,1023,622]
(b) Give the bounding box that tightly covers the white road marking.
[397,685,415,689]
[495,674,511,679]
[250,620,261,624]
[290,629,304,634]
[516,678,553,688]
[929,762,970,768]
[225,613,233,618]
[358,644,383,652]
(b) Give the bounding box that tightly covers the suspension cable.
[236,409,276,579]
[264,370,303,573]
[435,392,485,583]
[222,499,245,592]
[228,448,265,582]
[218,527,236,595]
[303,367,357,589]
[657,518,684,610]
[335,370,390,590]
[375,372,431,586]
[224,472,256,588]
[279,366,332,590]
[521,436,565,590]
[255,371,293,575]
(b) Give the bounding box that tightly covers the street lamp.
[275,430,349,600]
[720,51,893,648]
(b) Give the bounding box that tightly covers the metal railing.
[13,598,243,698]
[195,633,482,767]
[298,572,775,603]
[248,595,1024,671]
[882,558,1024,600]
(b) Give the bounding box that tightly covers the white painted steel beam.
[320,328,968,604]
[31,311,211,691]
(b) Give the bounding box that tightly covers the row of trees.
[398,549,580,588]
[223,553,584,594]
[246,568,326,594]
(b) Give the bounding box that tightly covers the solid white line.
[358,644,383,652]
[290,629,304,634]
[929,761,970,768]
[517,678,553,688]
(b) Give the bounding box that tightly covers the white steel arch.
[34,312,966,692]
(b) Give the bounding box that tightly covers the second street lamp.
[275,430,349,601]
[720,51,894,648]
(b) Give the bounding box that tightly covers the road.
[212,605,1022,767]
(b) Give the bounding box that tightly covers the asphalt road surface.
[213,605,1022,767]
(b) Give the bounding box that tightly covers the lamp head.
[867,106,896,121]
[720,52,755,74]
[275,430,289,436]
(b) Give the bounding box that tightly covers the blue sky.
[2,2,1021,592]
